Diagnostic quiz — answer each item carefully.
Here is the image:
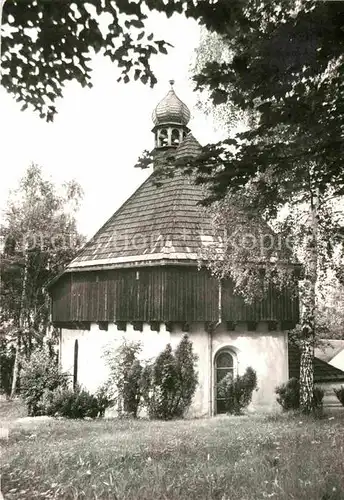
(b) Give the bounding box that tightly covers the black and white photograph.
[0,1,344,499]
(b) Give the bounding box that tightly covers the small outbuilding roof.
[315,340,344,363]
[289,344,344,383]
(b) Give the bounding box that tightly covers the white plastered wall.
[211,323,289,412]
[60,321,289,415]
[60,322,170,394]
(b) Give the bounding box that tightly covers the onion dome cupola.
[152,80,191,149]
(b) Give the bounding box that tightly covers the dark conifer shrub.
[141,335,198,420]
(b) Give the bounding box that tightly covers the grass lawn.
[1,404,344,500]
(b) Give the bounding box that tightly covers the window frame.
[214,348,237,415]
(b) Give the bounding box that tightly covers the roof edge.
[67,252,201,269]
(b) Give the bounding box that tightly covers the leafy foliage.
[333,386,344,407]
[275,378,324,412]
[1,164,84,310]
[94,386,112,418]
[183,0,344,415]
[43,384,108,419]
[275,378,301,412]
[192,28,245,134]
[20,348,109,418]
[1,0,176,120]
[316,282,344,339]
[103,340,143,417]
[197,192,297,303]
[20,348,69,416]
[141,335,198,420]
[0,164,84,396]
[2,0,257,120]
[191,1,344,201]
[217,367,257,415]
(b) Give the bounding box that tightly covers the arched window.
[215,349,235,414]
[171,128,180,146]
[158,128,169,147]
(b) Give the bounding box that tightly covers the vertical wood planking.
[50,267,299,325]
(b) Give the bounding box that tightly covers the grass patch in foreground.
[1,412,344,499]
[0,398,26,425]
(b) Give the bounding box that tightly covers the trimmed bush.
[141,335,198,420]
[334,386,344,406]
[217,367,257,415]
[20,349,69,416]
[275,378,324,411]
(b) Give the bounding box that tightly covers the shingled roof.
[289,344,344,382]
[174,133,203,160]
[67,135,217,271]
[315,340,344,363]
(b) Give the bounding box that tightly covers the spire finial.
[169,79,175,88]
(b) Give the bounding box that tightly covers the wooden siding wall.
[51,266,299,324]
[221,280,299,323]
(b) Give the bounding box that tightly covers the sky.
[0,13,224,239]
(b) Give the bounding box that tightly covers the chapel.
[48,82,300,415]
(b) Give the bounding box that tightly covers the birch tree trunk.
[10,247,29,398]
[299,188,318,413]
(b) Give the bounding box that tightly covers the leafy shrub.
[43,384,106,419]
[313,386,324,410]
[334,386,344,406]
[141,335,198,420]
[140,344,177,420]
[122,359,143,417]
[103,340,143,417]
[275,378,300,411]
[20,348,69,416]
[95,385,112,417]
[275,378,324,411]
[217,367,257,415]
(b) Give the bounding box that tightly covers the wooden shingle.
[68,136,215,270]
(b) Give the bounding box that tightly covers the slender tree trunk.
[10,336,21,398]
[299,188,318,414]
[10,248,29,398]
[299,333,314,413]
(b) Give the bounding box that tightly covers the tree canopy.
[1,163,84,327]
[0,163,84,394]
[0,0,278,120]
[1,0,171,120]
[190,0,344,205]
[187,0,344,412]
